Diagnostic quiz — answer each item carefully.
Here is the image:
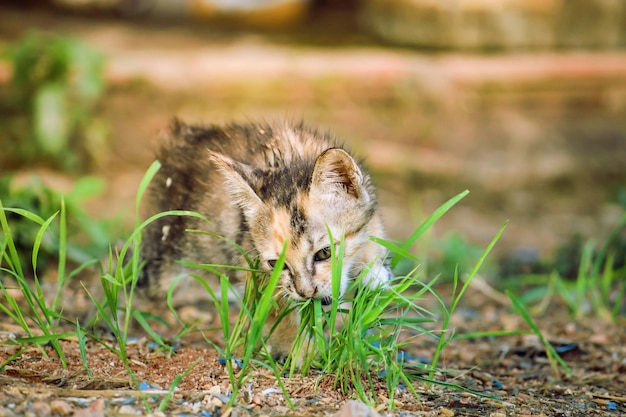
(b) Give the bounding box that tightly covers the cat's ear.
[311,148,368,202]
[208,150,263,218]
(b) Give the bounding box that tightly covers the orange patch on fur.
[270,208,291,253]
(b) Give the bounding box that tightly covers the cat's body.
[139,120,391,358]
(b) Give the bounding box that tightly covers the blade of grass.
[450,222,507,313]
[1,208,46,225]
[328,228,344,353]
[53,198,67,312]
[242,242,286,364]
[76,320,93,379]
[429,222,507,382]
[507,289,571,376]
[158,357,203,412]
[0,346,30,372]
[0,199,26,278]
[391,190,469,268]
[132,310,174,354]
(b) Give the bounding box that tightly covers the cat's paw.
[362,258,393,290]
[271,351,290,364]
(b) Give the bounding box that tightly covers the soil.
[1,5,626,417]
[2,283,626,416]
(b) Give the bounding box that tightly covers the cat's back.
[144,119,344,242]
[160,119,339,169]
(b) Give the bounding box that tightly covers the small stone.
[334,400,382,417]
[31,402,51,417]
[50,400,73,416]
[161,225,171,241]
[251,395,264,406]
[90,399,105,412]
[74,398,105,417]
[211,396,223,408]
[118,405,141,415]
[439,408,455,417]
[564,322,577,334]
[0,407,17,417]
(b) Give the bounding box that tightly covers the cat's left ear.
[311,148,369,202]
[208,150,263,218]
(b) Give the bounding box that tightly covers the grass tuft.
[510,208,625,322]
[1,197,71,366]
[285,191,508,406]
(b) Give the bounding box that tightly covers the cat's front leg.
[264,303,302,364]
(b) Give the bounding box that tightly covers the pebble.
[251,394,264,407]
[334,400,382,417]
[31,401,51,417]
[50,400,73,416]
[118,405,142,414]
[90,399,106,412]
[210,396,224,408]
[73,398,105,417]
[439,408,454,417]
[0,407,18,417]
[261,387,280,396]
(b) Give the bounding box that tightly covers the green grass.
[508,209,626,322]
[507,290,571,377]
[282,213,509,406]
[171,247,294,409]
[4,162,611,411]
[0,196,72,367]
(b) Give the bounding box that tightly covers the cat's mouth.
[320,296,332,306]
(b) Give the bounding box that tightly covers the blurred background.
[1,0,625,280]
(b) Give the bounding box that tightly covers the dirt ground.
[1,5,626,417]
[1,284,625,416]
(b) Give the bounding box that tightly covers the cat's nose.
[294,280,317,299]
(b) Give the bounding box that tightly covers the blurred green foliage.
[0,175,120,276]
[430,232,487,280]
[0,31,107,172]
[500,195,625,320]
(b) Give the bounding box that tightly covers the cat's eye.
[267,259,287,270]
[313,247,332,262]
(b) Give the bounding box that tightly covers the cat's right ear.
[208,150,263,218]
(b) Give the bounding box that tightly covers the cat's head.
[209,147,389,303]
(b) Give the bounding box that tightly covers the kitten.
[138,120,392,359]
